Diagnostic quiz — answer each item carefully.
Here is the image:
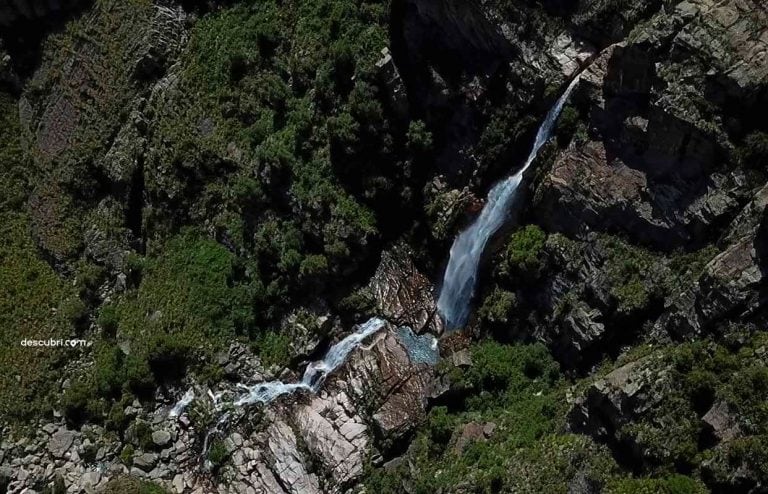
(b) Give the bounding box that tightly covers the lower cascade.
[437,75,582,330]
[233,316,387,406]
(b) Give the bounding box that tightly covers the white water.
[437,76,582,330]
[169,388,195,418]
[233,317,386,406]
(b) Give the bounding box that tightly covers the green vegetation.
[598,235,659,313]
[367,330,768,492]
[556,105,581,147]
[368,341,567,492]
[498,224,547,279]
[255,331,292,368]
[119,445,135,466]
[605,475,708,494]
[102,476,170,494]
[0,0,435,427]
[478,287,517,324]
[208,438,230,469]
[0,213,82,421]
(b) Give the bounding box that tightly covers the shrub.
[61,378,103,425]
[407,120,433,153]
[98,305,120,336]
[208,438,229,469]
[478,288,517,324]
[59,297,87,325]
[103,476,169,494]
[499,225,547,280]
[606,474,707,494]
[256,331,291,368]
[556,105,580,147]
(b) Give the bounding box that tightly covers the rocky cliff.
[0,0,767,493]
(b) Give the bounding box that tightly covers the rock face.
[702,401,741,443]
[369,245,444,334]
[660,185,768,339]
[19,1,188,266]
[225,323,436,494]
[534,0,768,251]
[567,354,676,468]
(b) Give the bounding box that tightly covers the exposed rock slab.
[369,246,444,334]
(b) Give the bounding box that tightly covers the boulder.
[133,452,158,472]
[451,422,496,455]
[151,430,172,448]
[47,430,75,459]
[702,401,741,443]
[568,356,670,440]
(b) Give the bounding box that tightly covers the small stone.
[130,466,147,478]
[230,432,243,447]
[482,422,497,437]
[451,349,472,368]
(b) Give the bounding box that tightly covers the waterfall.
[232,317,387,406]
[437,76,582,330]
[169,388,195,418]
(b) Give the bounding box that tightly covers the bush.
[407,120,433,153]
[256,331,291,368]
[479,288,517,324]
[61,379,103,425]
[102,476,169,494]
[208,438,229,469]
[499,225,547,280]
[98,305,120,336]
[606,474,707,494]
[556,105,580,147]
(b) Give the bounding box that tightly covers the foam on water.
[233,317,386,406]
[169,388,195,418]
[437,76,582,330]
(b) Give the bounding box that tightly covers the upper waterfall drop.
[436,75,582,331]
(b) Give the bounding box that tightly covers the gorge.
[0,0,766,493]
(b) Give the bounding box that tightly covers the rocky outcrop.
[369,246,444,334]
[702,401,741,443]
[215,321,436,494]
[659,185,768,339]
[570,356,668,428]
[18,1,188,266]
[534,0,767,251]
[0,320,437,493]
